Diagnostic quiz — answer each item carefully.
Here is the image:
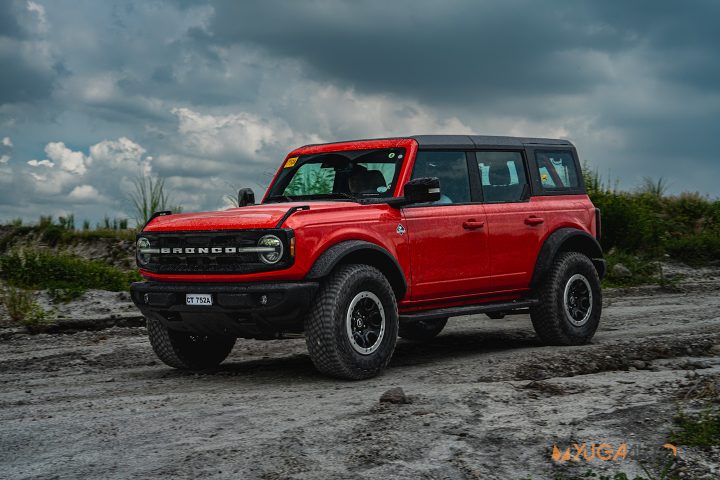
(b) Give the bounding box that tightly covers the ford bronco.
[130,135,605,380]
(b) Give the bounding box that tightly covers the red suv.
[131,135,605,379]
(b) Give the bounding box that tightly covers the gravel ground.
[1,269,720,479]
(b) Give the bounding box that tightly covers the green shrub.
[0,286,51,329]
[592,192,662,254]
[664,232,720,266]
[47,285,85,304]
[604,251,662,287]
[0,248,140,292]
[40,224,64,246]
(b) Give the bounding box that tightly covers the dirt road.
[2,279,720,479]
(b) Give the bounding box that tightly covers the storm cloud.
[1,0,719,224]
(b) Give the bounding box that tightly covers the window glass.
[476,151,528,203]
[284,162,335,196]
[412,151,471,204]
[267,148,404,200]
[535,151,579,189]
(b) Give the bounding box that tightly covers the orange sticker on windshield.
[284,157,298,168]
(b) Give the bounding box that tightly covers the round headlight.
[258,235,283,264]
[137,237,152,266]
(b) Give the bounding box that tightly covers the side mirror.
[404,177,441,204]
[238,188,255,207]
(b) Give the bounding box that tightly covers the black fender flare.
[531,228,606,288]
[306,240,408,300]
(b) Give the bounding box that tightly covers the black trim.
[466,151,484,203]
[531,228,605,288]
[306,240,407,299]
[400,298,539,322]
[130,281,318,337]
[136,229,295,275]
[526,147,586,196]
[407,149,482,207]
[265,148,405,202]
[298,135,573,150]
[275,205,310,228]
[471,148,532,204]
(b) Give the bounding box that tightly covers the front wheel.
[304,264,399,380]
[147,317,236,370]
[530,252,602,346]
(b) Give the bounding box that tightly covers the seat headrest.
[349,170,386,194]
[488,163,511,185]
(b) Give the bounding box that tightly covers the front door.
[403,150,491,302]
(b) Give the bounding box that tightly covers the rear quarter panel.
[532,194,596,242]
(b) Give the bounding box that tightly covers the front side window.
[411,151,471,204]
[476,151,528,203]
[265,148,404,202]
[535,151,580,189]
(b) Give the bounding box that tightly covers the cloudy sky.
[1,0,719,225]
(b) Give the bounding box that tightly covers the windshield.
[265,148,405,202]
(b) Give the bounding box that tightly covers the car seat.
[349,170,387,194]
[485,163,522,202]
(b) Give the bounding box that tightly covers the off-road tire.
[147,317,236,370]
[530,251,602,346]
[305,264,399,380]
[399,318,448,341]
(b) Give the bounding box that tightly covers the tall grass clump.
[0,248,140,292]
[0,286,51,330]
[129,174,183,226]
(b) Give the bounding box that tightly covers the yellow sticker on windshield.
[284,157,298,168]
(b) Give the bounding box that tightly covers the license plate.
[186,294,213,306]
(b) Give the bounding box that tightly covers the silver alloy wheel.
[345,291,386,355]
[563,274,593,326]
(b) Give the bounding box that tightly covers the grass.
[0,248,140,293]
[0,286,52,330]
[603,251,663,287]
[670,406,720,447]
[0,217,136,253]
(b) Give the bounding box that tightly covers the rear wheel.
[530,252,602,345]
[399,318,448,341]
[305,264,398,380]
[147,317,236,369]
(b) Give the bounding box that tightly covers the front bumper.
[130,281,318,338]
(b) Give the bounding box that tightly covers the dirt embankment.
[1,272,720,479]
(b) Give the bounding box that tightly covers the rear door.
[403,150,491,302]
[474,150,547,292]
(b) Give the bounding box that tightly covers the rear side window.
[476,151,528,203]
[412,151,471,204]
[535,151,580,190]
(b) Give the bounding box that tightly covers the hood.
[142,201,349,232]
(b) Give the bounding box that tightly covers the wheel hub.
[563,274,593,327]
[346,291,386,355]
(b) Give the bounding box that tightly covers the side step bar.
[399,298,539,322]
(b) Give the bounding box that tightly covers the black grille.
[137,229,294,274]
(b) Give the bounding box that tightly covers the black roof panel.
[411,134,572,148]
[300,135,573,149]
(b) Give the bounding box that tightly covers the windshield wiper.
[264,195,295,203]
[301,193,362,202]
